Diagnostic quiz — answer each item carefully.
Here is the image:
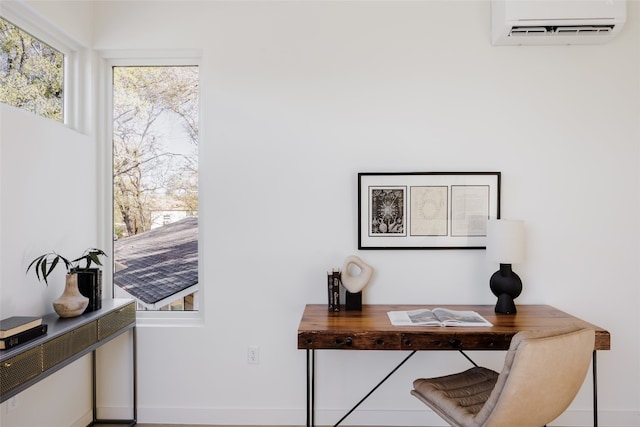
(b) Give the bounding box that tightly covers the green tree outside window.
[0,17,63,122]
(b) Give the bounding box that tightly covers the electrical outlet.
[248,345,260,364]
[7,396,18,413]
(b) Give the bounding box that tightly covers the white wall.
[0,2,98,426]
[1,1,639,426]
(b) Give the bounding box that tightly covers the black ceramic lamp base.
[490,264,522,314]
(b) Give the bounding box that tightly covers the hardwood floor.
[133,424,572,427]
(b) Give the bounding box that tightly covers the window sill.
[135,310,204,327]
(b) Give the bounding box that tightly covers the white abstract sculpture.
[341,255,374,294]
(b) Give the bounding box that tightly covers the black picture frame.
[358,172,501,249]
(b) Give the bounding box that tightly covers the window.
[0,16,64,122]
[111,65,199,312]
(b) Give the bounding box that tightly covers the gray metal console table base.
[89,326,137,426]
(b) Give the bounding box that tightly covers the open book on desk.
[387,308,493,327]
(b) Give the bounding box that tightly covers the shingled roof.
[114,216,198,309]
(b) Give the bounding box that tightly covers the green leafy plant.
[26,248,107,286]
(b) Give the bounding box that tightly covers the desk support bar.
[458,350,478,367]
[332,350,417,427]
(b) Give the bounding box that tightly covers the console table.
[298,304,610,427]
[1,299,137,426]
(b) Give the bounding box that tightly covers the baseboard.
[134,406,640,426]
[94,406,137,423]
[70,410,93,427]
[553,409,640,426]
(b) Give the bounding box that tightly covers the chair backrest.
[474,326,595,427]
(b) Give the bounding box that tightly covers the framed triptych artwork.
[358,172,501,249]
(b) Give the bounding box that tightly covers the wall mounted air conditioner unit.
[492,0,626,45]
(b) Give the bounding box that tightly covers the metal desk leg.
[593,350,598,427]
[306,349,315,427]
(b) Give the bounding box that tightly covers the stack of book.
[327,268,341,312]
[0,316,47,350]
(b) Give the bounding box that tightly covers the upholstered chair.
[411,326,595,427]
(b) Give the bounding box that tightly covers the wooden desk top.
[298,304,610,351]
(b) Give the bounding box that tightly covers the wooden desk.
[298,304,610,427]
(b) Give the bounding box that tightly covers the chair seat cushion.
[412,367,499,427]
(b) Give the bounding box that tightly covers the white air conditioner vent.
[492,0,626,45]
[509,25,615,37]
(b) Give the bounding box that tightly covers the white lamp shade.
[486,219,525,264]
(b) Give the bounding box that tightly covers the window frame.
[0,2,88,131]
[98,51,203,326]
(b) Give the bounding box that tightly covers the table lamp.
[486,219,525,314]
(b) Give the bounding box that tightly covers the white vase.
[53,274,89,318]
